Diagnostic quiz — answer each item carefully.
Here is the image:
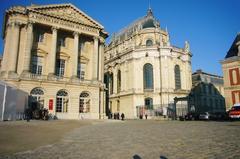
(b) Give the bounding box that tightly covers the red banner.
[49,99,53,110]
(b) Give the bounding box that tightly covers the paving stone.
[1,120,240,159]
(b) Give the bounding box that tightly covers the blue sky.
[0,0,239,76]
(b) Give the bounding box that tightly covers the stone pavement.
[1,120,240,159]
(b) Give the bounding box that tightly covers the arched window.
[117,70,121,93]
[117,100,120,112]
[56,90,68,113]
[143,63,153,90]
[79,92,90,113]
[145,98,153,110]
[30,87,44,108]
[146,39,153,46]
[109,73,114,94]
[174,65,181,89]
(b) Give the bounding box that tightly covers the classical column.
[92,36,99,80]
[98,38,105,82]
[8,22,20,74]
[22,22,33,74]
[48,27,58,76]
[1,22,13,73]
[72,31,79,78]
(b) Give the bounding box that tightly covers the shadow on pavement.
[132,154,168,159]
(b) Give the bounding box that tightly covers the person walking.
[121,113,125,120]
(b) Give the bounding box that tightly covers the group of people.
[108,112,125,120]
[139,114,148,119]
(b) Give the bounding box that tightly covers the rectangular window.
[229,68,240,86]
[56,59,65,77]
[31,56,43,75]
[58,37,66,47]
[36,32,44,43]
[77,63,86,80]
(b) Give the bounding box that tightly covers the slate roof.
[225,33,240,58]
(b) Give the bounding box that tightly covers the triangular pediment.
[28,3,103,29]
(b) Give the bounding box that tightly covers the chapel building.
[104,9,192,118]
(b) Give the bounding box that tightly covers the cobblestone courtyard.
[1,120,240,159]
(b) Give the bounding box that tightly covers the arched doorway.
[56,90,68,113]
[30,87,44,110]
[145,97,153,110]
[79,92,90,113]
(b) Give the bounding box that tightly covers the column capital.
[51,26,59,32]
[7,21,21,28]
[99,37,105,44]
[73,31,81,37]
[93,36,99,41]
[25,21,34,30]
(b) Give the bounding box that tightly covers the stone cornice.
[220,56,240,64]
[27,3,104,29]
[28,12,99,36]
[29,9,101,30]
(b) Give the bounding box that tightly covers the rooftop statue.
[184,41,190,53]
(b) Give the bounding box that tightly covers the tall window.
[56,59,65,77]
[58,37,66,47]
[109,73,114,94]
[117,70,121,93]
[30,87,44,108]
[117,100,120,111]
[36,32,44,43]
[146,39,153,46]
[56,90,68,113]
[31,56,43,75]
[174,65,181,89]
[143,63,153,90]
[79,92,90,113]
[77,63,86,80]
[145,98,153,109]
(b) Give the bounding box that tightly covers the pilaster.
[92,36,99,80]
[22,21,33,75]
[98,37,105,82]
[48,26,58,76]
[72,31,80,78]
[9,21,20,74]
[1,22,13,73]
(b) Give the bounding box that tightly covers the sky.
[0,0,239,76]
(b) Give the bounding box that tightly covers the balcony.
[0,72,100,86]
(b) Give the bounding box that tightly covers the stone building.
[221,33,240,110]
[104,9,192,118]
[0,3,108,119]
[189,70,225,114]
[192,69,224,96]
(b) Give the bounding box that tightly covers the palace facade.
[221,33,240,110]
[104,9,192,118]
[0,4,108,119]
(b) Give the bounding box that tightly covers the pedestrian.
[145,114,148,119]
[121,113,125,120]
[117,112,120,120]
[25,108,31,122]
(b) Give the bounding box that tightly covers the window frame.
[143,63,154,90]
